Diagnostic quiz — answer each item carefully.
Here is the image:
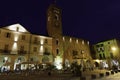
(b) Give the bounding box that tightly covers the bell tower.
[47,2,63,69]
[47,2,62,37]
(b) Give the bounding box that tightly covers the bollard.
[111,71,114,75]
[106,72,109,76]
[99,73,104,77]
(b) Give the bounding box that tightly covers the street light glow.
[111,47,116,51]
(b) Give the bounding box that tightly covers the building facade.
[47,3,92,69]
[0,3,92,71]
[0,24,53,71]
[93,39,120,69]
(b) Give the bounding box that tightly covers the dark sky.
[0,0,120,44]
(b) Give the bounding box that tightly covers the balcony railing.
[43,52,50,55]
[0,49,11,54]
[33,41,40,45]
[18,50,27,55]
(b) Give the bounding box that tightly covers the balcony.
[0,49,11,55]
[18,50,27,55]
[43,52,50,55]
[33,41,40,45]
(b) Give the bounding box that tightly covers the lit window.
[63,37,65,41]
[87,41,89,45]
[48,16,50,21]
[76,39,78,43]
[82,40,84,45]
[70,38,72,42]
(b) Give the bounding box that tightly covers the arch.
[15,56,26,63]
[42,56,49,63]
[30,56,39,62]
[94,62,99,67]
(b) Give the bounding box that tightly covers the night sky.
[0,0,120,44]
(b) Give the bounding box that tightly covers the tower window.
[55,14,59,20]
[56,40,59,45]
[56,49,59,55]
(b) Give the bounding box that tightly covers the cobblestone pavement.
[94,72,120,80]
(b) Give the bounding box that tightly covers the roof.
[2,23,30,33]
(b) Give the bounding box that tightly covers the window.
[100,44,103,47]
[99,54,102,59]
[4,44,9,50]
[33,47,37,52]
[30,58,33,61]
[48,16,50,21]
[110,53,113,58]
[72,50,78,56]
[97,48,100,52]
[21,35,26,40]
[18,57,21,61]
[16,27,19,32]
[56,40,59,45]
[56,49,59,55]
[45,48,48,52]
[96,45,99,47]
[6,32,11,38]
[20,46,24,51]
[55,14,59,20]
[44,48,50,55]
[34,37,38,43]
[4,44,9,53]
[108,42,111,44]
[44,39,48,44]
[103,53,106,59]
